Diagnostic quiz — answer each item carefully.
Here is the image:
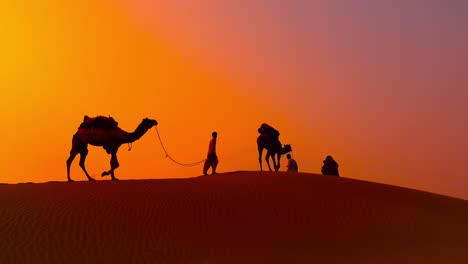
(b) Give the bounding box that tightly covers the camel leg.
[275,154,281,171]
[66,151,78,182]
[67,134,82,182]
[271,153,279,172]
[79,147,95,181]
[258,147,264,171]
[109,152,119,180]
[102,150,119,180]
[265,151,273,171]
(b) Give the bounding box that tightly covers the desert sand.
[0,171,467,263]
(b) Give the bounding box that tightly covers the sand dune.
[0,171,467,263]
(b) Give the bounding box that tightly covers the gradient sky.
[1,0,467,199]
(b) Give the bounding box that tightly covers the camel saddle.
[79,115,118,130]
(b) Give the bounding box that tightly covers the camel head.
[283,144,292,154]
[142,118,158,129]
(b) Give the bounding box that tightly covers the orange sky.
[1,0,467,199]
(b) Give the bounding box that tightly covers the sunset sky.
[1,0,467,199]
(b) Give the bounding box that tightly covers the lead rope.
[154,126,206,167]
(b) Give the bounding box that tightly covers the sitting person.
[286,154,298,172]
[321,155,339,176]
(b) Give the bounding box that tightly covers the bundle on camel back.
[67,115,158,182]
[257,123,292,171]
[79,115,119,130]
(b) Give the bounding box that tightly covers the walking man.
[203,131,218,175]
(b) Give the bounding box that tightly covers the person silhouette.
[321,155,339,176]
[203,131,218,175]
[286,154,298,172]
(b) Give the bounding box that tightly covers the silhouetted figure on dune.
[66,116,157,182]
[257,123,292,171]
[203,131,218,175]
[321,155,340,176]
[286,154,298,172]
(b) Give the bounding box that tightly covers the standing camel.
[257,133,292,172]
[66,116,158,182]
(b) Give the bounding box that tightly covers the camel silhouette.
[257,133,292,172]
[66,116,158,182]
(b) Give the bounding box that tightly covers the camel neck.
[123,122,150,143]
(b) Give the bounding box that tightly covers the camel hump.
[79,115,118,129]
[258,123,280,137]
